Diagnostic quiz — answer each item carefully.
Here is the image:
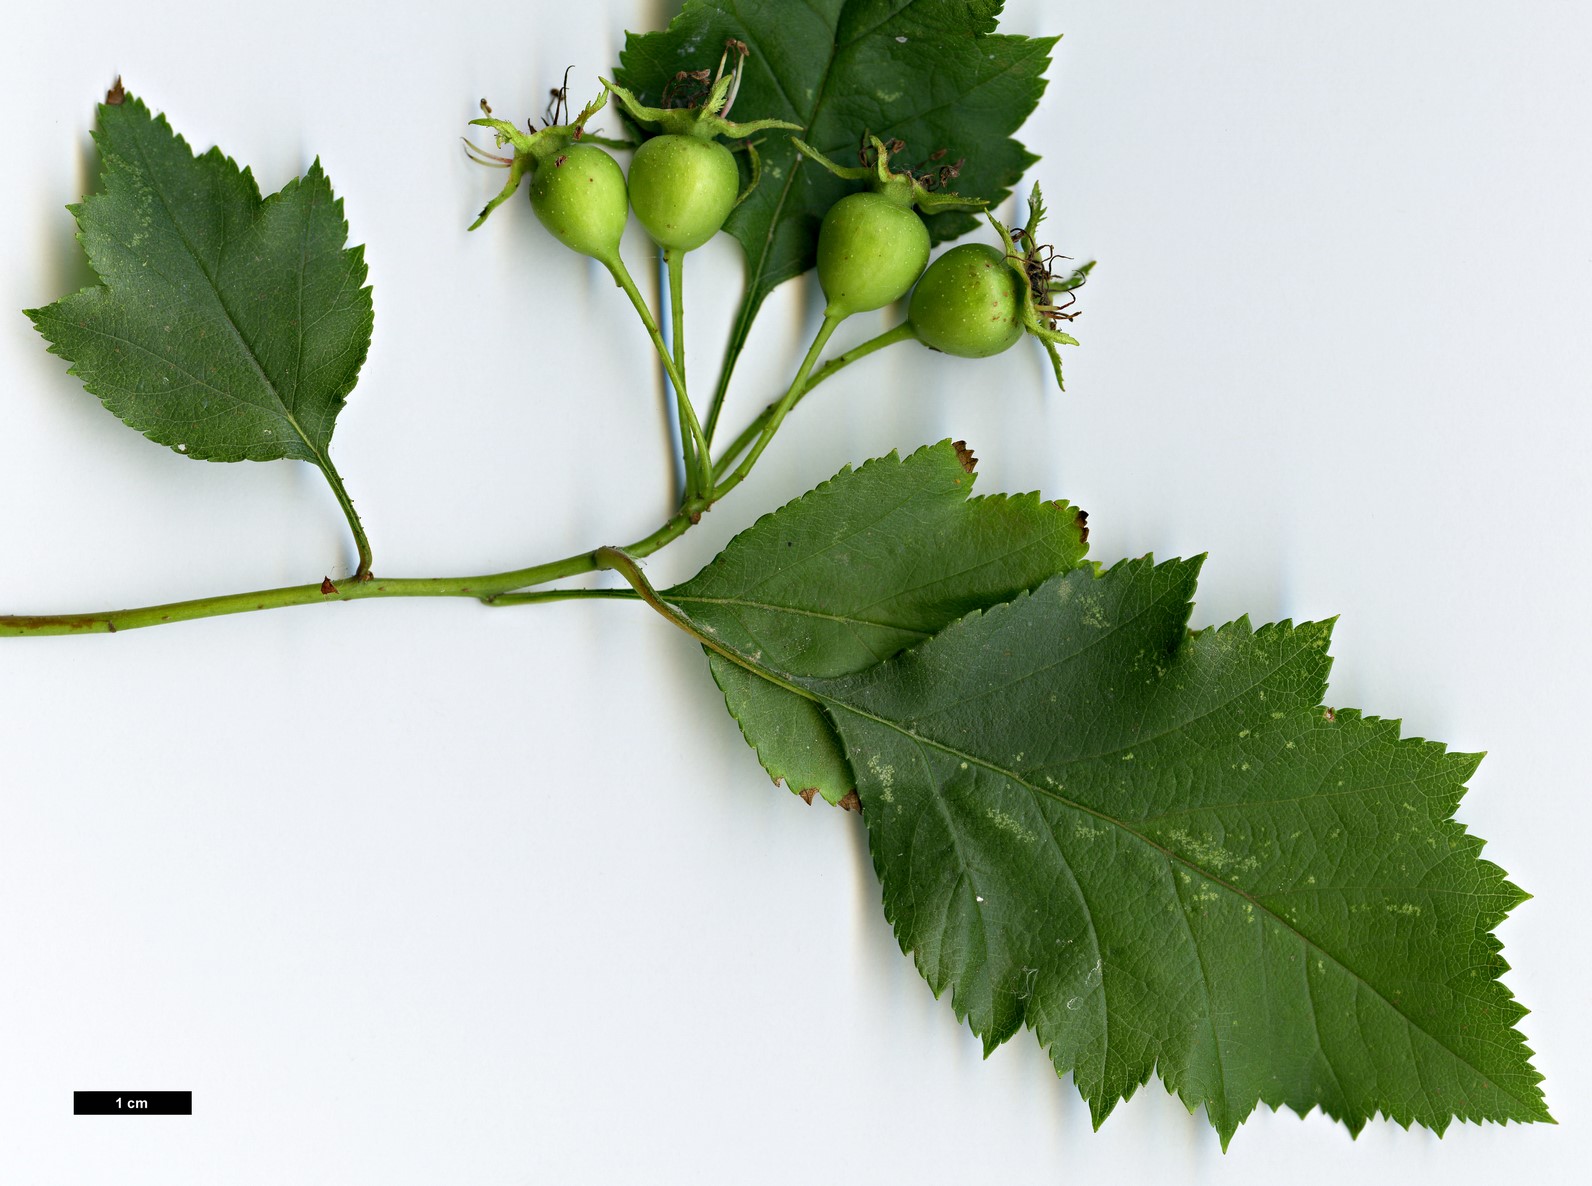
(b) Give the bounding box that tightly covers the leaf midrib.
[669,593,934,637]
[125,116,325,467]
[723,0,846,350]
[51,319,298,453]
[817,667,1541,1113]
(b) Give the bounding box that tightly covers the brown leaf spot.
[1323,707,1337,722]
[320,577,339,595]
[1074,508,1089,544]
[837,790,862,813]
[105,77,125,105]
[798,788,818,805]
[951,440,977,474]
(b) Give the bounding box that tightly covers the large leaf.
[615,0,1054,405]
[663,470,1546,1143]
[809,558,1547,1142]
[27,93,372,466]
[667,440,1088,804]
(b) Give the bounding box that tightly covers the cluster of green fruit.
[465,54,1085,383]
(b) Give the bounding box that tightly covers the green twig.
[663,246,697,497]
[712,320,917,481]
[0,506,697,637]
[1,311,910,639]
[713,314,842,501]
[487,587,640,607]
[607,254,713,501]
[666,249,688,401]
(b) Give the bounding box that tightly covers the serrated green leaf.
[27,94,372,466]
[804,558,1548,1143]
[615,0,1053,403]
[657,455,1546,1142]
[668,440,1088,804]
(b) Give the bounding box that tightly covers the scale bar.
[74,1091,191,1115]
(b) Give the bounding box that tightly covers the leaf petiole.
[593,547,821,704]
[314,454,374,580]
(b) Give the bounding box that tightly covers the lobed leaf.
[668,441,1088,803]
[27,93,373,466]
[673,457,1548,1143]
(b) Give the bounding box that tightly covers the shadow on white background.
[0,2,1582,1182]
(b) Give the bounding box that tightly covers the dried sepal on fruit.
[463,81,629,264]
[792,133,986,217]
[794,134,987,319]
[909,183,1090,389]
[605,42,800,252]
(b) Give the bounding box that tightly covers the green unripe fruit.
[908,243,1025,358]
[628,134,740,252]
[816,192,930,318]
[528,143,629,261]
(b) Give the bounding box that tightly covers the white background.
[1,2,1586,1182]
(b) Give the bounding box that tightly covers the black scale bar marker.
[74,1091,191,1115]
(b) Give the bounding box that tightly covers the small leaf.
[669,440,1088,803]
[616,0,1054,400]
[27,93,373,466]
